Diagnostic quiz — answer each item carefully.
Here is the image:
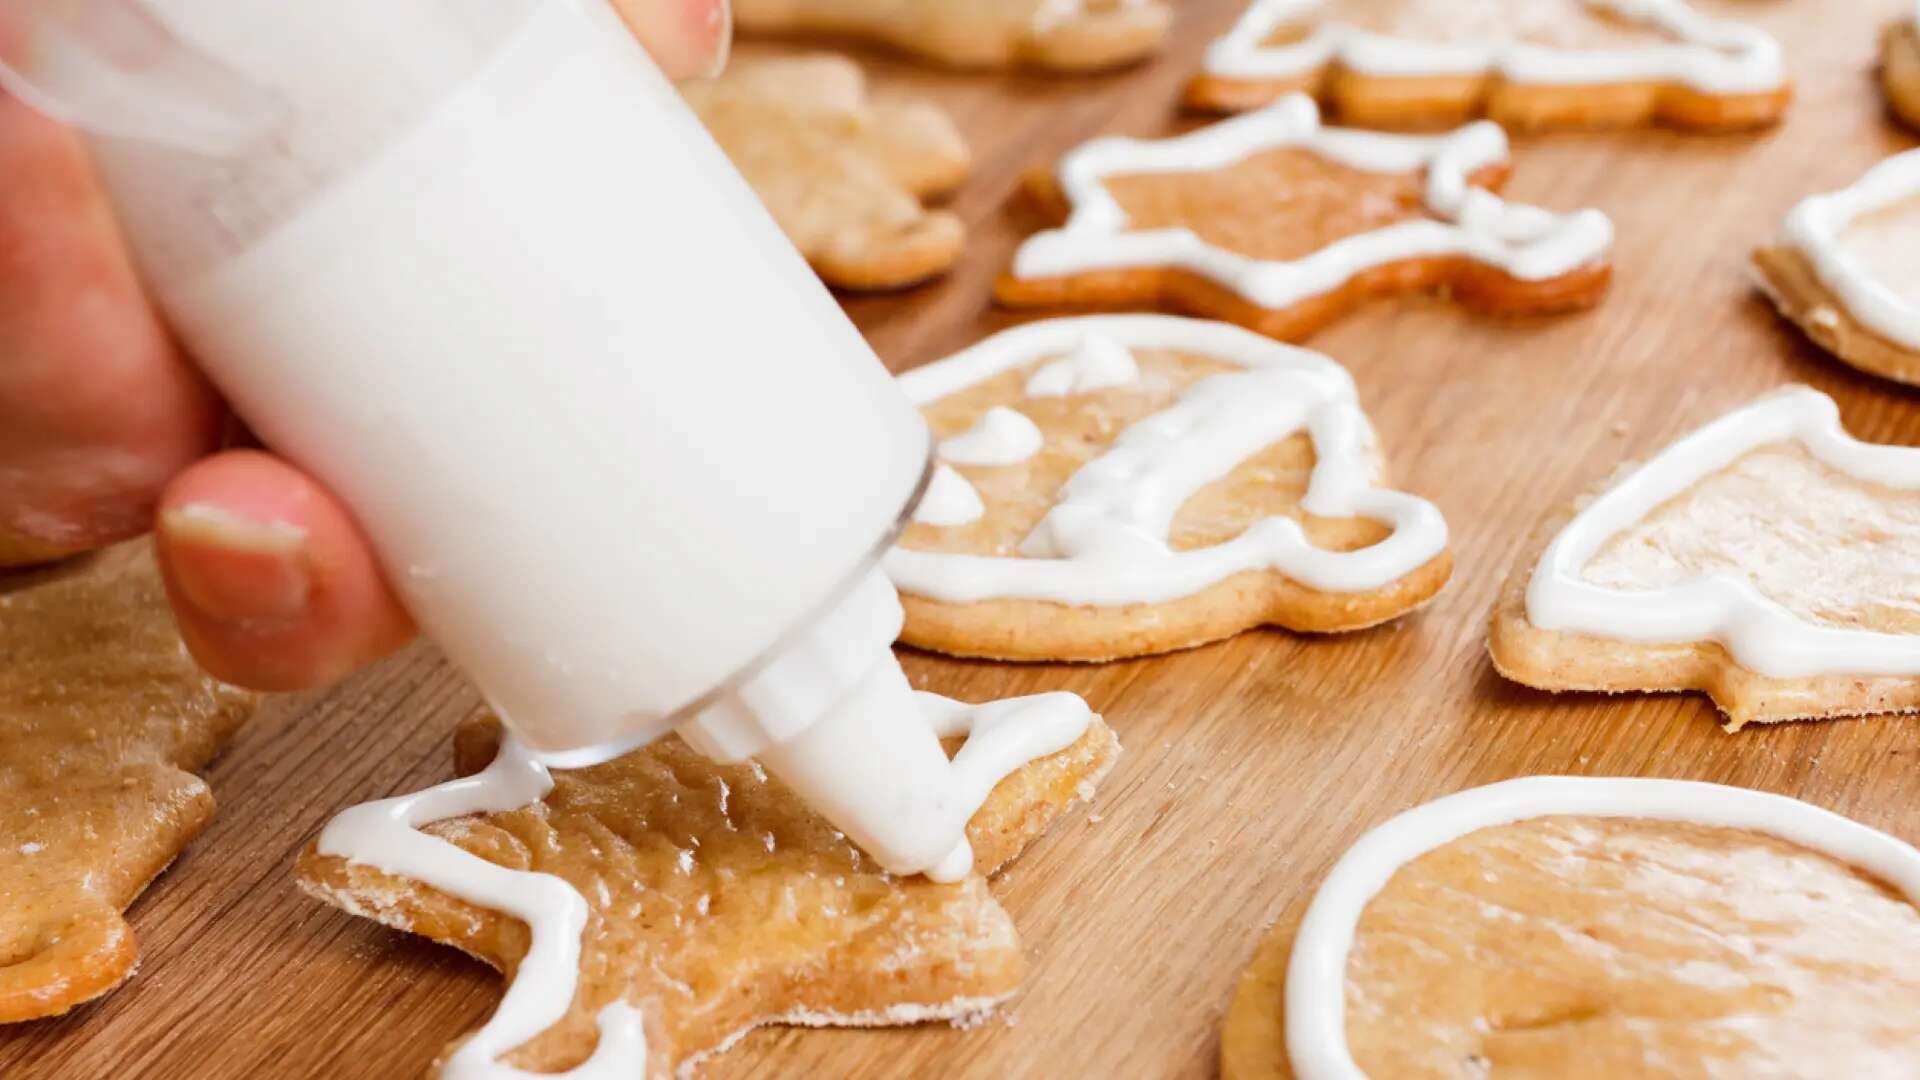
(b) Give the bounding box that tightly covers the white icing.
[316,690,1095,1077]
[1285,776,1920,1080]
[1203,0,1785,95]
[1777,147,1920,351]
[1525,386,1920,678]
[913,464,986,527]
[1008,95,1613,310]
[887,315,1448,606]
[1024,333,1142,398]
[938,406,1046,467]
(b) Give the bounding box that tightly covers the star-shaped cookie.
[1490,386,1920,730]
[297,702,1118,1076]
[1187,0,1790,132]
[996,96,1613,342]
[0,541,257,1022]
[684,52,970,290]
[731,0,1172,72]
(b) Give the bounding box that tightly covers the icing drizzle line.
[1525,386,1920,678]
[1285,776,1920,1080]
[887,315,1448,606]
[1777,146,1920,352]
[1202,0,1784,95]
[314,690,1096,1077]
[1008,94,1613,310]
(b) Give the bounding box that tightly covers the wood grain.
[6,1,1920,1076]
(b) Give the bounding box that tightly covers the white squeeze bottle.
[0,0,1004,879]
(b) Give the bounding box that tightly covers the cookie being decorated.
[1885,4,1920,131]
[683,52,969,290]
[1,542,257,1022]
[1223,777,1920,1079]
[1491,387,1920,730]
[995,96,1613,343]
[1188,0,1790,132]
[731,0,1172,72]
[1754,149,1920,386]
[885,316,1451,663]
[298,695,1117,1077]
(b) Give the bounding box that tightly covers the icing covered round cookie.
[1885,4,1920,131]
[682,52,970,290]
[1490,387,1920,730]
[1187,0,1790,132]
[0,542,258,1022]
[1223,777,1920,1079]
[1754,149,1920,386]
[994,96,1613,343]
[299,696,1117,1077]
[731,0,1172,72]
[885,316,1451,662]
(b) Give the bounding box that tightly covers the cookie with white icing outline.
[1491,386,1920,731]
[886,316,1451,662]
[1187,0,1791,132]
[731,0,1171,72]
[0,542,258,1022]
[297,697,1117,1077]
[1223,777,1920,1078]
[1885,5,1920,131]
[994,96,1613,343]
[683,52,969,290]
[1754,149,1920,386]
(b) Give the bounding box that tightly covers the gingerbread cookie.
[299,694,1117,1077]
[995,96,1613,342]
[1,542,257,1022]
[1754,149,1920,386]
[1885,6,1920,131]
[1223,777,1920,1078]
[1188,0,1791,131]
[731,0,1172,72]
[1491,387,1920,730]
[683,52,970,290]
[885,316,1451,662]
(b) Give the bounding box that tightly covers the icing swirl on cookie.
[914,464,987,526]
[1008,95,1612,311]
[1285,777,1920,1080]
[1024,332,1142,398]
[1525,386,1920,678]
[888,315,1448,606]
[939,406,1046,466]
[1202,0,1784,94]
[1776,147,1920,351]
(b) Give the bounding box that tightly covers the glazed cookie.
[299,697,1118,1077]
[1754,149,1920,386]
[1223,777,1920,1078]
[995,95,1613,342]
[885,316,1451,662]
[731,0,1172,72]
[1885,5,1920,131]
[1490,387,1920,730]
[1,542,257,1022]
[1188,0,1790,132]
[683,52,970,290]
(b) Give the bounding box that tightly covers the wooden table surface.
[8,1,1920,1077]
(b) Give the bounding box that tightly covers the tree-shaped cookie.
[1491,387,1920,729]
[886,315,1452,662]
[298,699,1117,1077]
[684,52,970,289]
[0,542,256,1022]
[1187,0,1790,132]
[731,0,1172,72]
[1224,777,1920,1078]
[1755,148,1920,386]
[995,96,1613,342]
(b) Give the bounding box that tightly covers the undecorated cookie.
[684,52,970,289]
[995,95,1613,342]
[885,315,1452,662]
[1187,0,1791,132]
[732,0,1172,72]
[1491,386,1920,730]
[1223,777,1920,1078]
